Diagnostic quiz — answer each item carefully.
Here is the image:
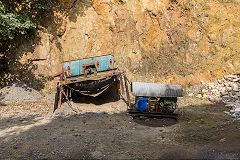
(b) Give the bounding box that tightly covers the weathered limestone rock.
[233,84,239,92]
[1,0,240,91]
[233,78,240,82]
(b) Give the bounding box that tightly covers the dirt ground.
[1,95,240,160]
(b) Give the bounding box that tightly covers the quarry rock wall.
[1,0,240,91]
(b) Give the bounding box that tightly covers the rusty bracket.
[61,86,77,113]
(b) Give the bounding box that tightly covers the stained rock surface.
[1,0,240,91]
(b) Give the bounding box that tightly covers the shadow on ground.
[1,102,240,159]
[132,116,178,127]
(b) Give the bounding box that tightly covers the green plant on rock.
[0,0,51,40]
[198,88,204,97]
[183,92,189,97]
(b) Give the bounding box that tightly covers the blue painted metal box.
[63,55,114,77]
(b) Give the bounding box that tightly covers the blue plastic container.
[135,97,148,111]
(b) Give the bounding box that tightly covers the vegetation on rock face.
[0,0,50,40]
[0,0,55,91]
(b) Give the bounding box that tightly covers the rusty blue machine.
[54,55,130,111]
[54,55,183,116]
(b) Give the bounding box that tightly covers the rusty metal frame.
[53,53,133,112]
[128,108,178,119]
[62,71,122,85]
[55,70,127,110]
[54,65,133,111]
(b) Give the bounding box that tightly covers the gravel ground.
[0,83,42,104]
[1,95,240,159]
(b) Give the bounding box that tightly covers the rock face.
[1,0,240,91]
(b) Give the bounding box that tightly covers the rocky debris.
[0,101,52,119]
[42,92,56,102]
[0,101,76,120]
[90,151,104,159]
[0,83,43,104]
[50,103,77,118]
[187,73,240,119]
[224,103,240,120]
[0,95,127,121]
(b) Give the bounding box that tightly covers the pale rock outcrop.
[2,0,240,91]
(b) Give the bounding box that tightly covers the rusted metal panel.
[63,55,114,77]
[62,71,122,85]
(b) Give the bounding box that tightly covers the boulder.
[196,94,202,98]
[233,78,240,82]
[225,102,236,108]
[232,84,239,92]
[235,108,240,112]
